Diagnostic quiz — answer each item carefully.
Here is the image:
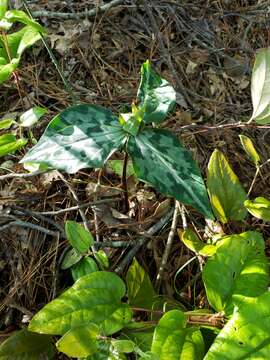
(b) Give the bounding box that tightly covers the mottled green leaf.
[61,247,82,270]
[28,271,128,335]
[250,48,270,124]
[19,106,47,128]
[0,329,55,360]
[207,149,247,223]
[126,258,156,309]
[202,231,268,314]
[244,196,270,221]
[179,229,216,256]
[137,60,176,124]
[151,310,204,360]
[205,292,270,359]
[65,220,94,254]
[127,128,213,219]
[0,134,27,157]
[21,105,128,173]
[71,257,99,281]
[239,135,260,165]
[56,323,99,357]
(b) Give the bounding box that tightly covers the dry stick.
[0,220,59,237]
[31,198,120,216]
[155,201,179,292]
[115,207,174,275]
[142,0,192,107]
[0,170,49,180]
[31,0,125,19]
[93,169,103,243]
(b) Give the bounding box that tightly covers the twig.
[155,201,179,291]
[114,207,174,275]
[0,220,59,237]
[31,198,120,216]
[0,170,49,181]
[121,151,129,212]
[31,0,125,19]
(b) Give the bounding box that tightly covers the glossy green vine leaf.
[0,134,27,157]
[19,106,47,128]
[28,271,130,335]
[244,197,270,221]
[151,310,205,360]
[205,292,270,359]
[56,323,99,358]
[239,135,260,166]
[137,60,176,124]
[179,229,216,256]
[202,231,268,314]
[21,105,128,173]
[100,304,132,335]
[111,340,135,354]
[250,48,270,124]
[0,118,14,129]
[207,149,247,223]
[128,128,213,219]
[126,258,156,309]
[71,256,99,281]
[94,249,109,269]
[65,220,94,254]
[121,322,155,353]
[0,328,55,360]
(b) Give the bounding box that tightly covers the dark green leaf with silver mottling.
[127,129,213,219]
[21,105,128,173]
[137,61,176,124]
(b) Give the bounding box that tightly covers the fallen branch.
[31,0,125,20]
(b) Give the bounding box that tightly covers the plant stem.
[121,151,129,213]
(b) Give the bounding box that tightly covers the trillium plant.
[3,51,270,359]
[21,60,214,219]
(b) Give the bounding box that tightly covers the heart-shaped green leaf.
[71,257,99,281]
[205,292,270,359]
[202,231,268,314]
[126,258,156,309]
[0,329,55,360]
[137,60,176,124]
[179,228,216,256]
[65,220,94,254]
[28,271,130,335]
[56,323,99,357]
[60,247,82,270]
[244,197,270,221]
[21,105,128,173]
[151,310,205,360]
[250,48,270,124]
[207,149,247,223]
[127,128,213,219]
